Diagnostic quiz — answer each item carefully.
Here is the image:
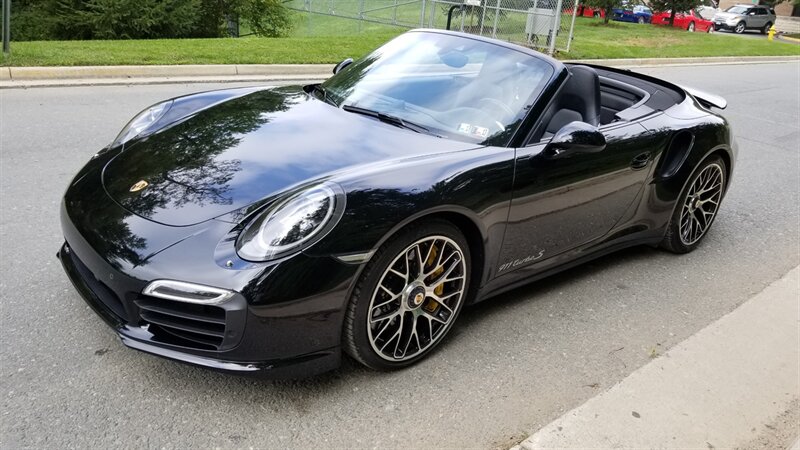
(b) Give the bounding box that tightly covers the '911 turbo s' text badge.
[129,180,149,192]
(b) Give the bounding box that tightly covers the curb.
[5,63,335,80]
[778,33,800,43]
[1,56,798,88]
[510,266,800,450]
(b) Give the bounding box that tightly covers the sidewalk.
[512,266,800,449]
[2,56,798,88]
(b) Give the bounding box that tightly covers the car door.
[673,11,688,29]
[497,121,653,274]
[749,7,766,28]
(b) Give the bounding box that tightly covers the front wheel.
[343,220,471,370]
[687,21,696,32]
[638,16,645,24]
[661,156,727,253]
[734,21,746,33]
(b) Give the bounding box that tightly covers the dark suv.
[713,4,776,34]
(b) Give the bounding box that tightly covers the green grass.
[1,14,797,67]
[561,18,800,59]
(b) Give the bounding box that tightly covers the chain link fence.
[284,0,580,55]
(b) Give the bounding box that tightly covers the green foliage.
[72,0,202,39]
[232,0,292,37]
[582,0,623,24]
[650,0,703,25]
[8,0,292,40]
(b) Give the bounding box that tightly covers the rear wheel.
[762,22,772,34]
[661,156,727,253]
[343,220,471,370]
[734,21,746,33]
[593,11,601,18]
[687,21,696,32]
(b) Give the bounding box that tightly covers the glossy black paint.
[59,29,736,378]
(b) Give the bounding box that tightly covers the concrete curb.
[1,56,798,89]
[5,63,335,80]
[511,265,800,449]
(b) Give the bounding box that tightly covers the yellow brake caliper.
[423,244,443,313]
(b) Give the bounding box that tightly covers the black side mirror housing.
[544,121,606,158]
[333,58,354,75]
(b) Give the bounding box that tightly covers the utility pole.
[2,0,10,55]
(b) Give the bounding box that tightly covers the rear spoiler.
[680,85,727,110]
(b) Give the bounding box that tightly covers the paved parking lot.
[1,62,798,448]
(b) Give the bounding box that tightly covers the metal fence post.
[420,0,427,26]
[547,0,563,55]
[479,1,487,35]
[358,0,364,32]
[565,0,578,53]
[2,0,10,55]
[491,0,500,38]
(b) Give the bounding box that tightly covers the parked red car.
[576,6,606,18]
[652,9,715,32]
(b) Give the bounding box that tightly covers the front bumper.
[57,240,348,378]
[713,22,739,30]
[58,179,361,377]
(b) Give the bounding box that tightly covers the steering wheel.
[478,98,515,119]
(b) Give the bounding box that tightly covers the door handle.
[631,152,651,169]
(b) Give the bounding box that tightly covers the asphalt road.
[1,62,799,449]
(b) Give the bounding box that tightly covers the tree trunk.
[669,9,676,26]
[604,7,611,23]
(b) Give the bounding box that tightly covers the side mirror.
[333,58,354,75]
[544,121,606,158]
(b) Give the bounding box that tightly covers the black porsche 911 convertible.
[59,29,736,377]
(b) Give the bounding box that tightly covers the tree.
[650,0,703,25]
[582,0,623,24]
[9,0,292,40]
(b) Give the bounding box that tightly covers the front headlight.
[235,183,346,261]
[111,100,173,148]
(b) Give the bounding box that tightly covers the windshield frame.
[318,30,562,148]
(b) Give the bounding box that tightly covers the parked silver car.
[713,4,776,34]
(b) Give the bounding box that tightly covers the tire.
[638,16,645,24]
[734,21,746,33]
[661,156,727,254]
[343,220,471,370]
[707,25,713,33]
[687,21,695,32]
[762,22,772,34]
[593,11,601,18]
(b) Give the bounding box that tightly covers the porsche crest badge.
[129,180,149,192]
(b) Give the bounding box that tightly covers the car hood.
[102,86,478,227]
[713,11,740,20]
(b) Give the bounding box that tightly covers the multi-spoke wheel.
[661,156,727,253]
[343,220,470,370]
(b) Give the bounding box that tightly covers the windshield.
[320,31,554,145]
[725,6,750,14]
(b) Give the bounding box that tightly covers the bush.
[9,0,293,40]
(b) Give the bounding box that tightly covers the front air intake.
[135,296,227,351]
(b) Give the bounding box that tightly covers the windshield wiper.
[312,84,337,107]
[342,104,436,136]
